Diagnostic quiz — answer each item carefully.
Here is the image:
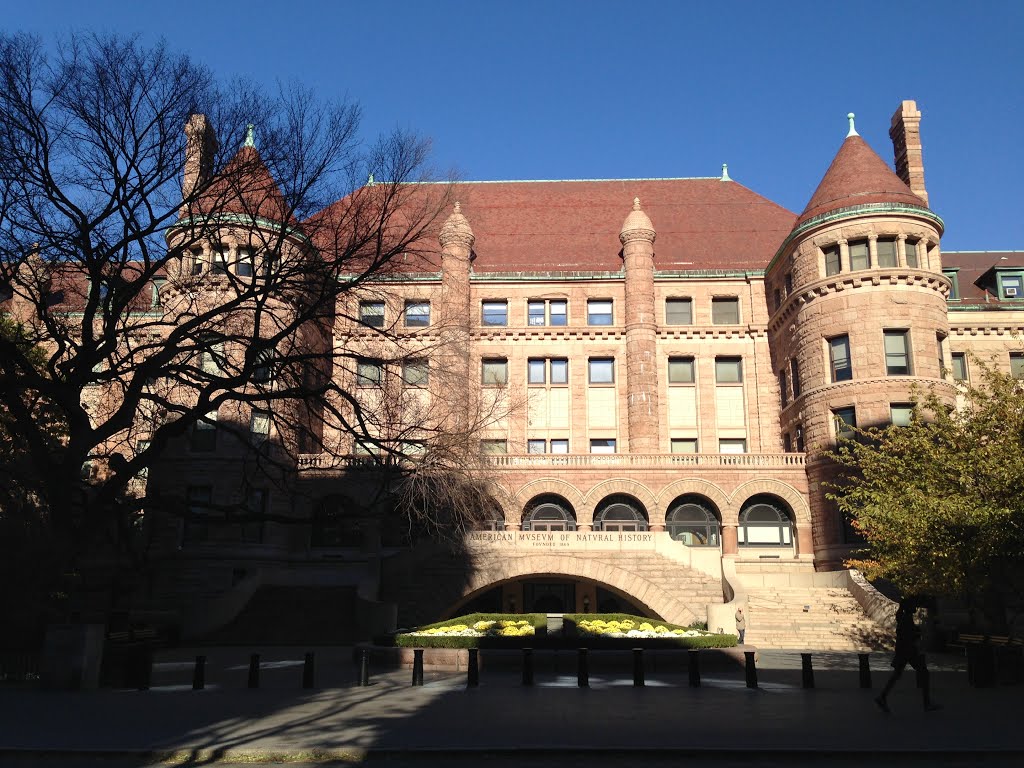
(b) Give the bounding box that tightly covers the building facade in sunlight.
[87,102,1024,644]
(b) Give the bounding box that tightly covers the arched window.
[739,496,793,547]
[523,499,576,531]
[594,496,648,532]
[667,498,720,546]
[312,495,362,547]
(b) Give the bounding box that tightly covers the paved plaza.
[0,648,1020,764]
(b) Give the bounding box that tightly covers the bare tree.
[0,33,487,630]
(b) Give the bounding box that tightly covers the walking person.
[735,607,746,644]
[875,598,940,713]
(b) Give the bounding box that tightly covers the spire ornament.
[847,113,859,138]
[243,123,256,148]
[721,163,731,181]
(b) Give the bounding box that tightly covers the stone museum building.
[14,101,1024,649]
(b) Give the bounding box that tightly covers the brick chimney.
[889,100,928,206]
[182,114,218,202]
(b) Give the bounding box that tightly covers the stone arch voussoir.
[459,553,700,625]
[655,479,732,528]
[581,478,658,525]
[730,478,810,525]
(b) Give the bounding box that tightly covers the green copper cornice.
[766,203,945,274]
[170,214,310,244]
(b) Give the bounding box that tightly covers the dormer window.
[998,273,1024,300]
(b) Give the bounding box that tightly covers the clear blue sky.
[7,0,1023,250]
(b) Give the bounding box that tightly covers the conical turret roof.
[797,134,926,227]
[196,142,291,223]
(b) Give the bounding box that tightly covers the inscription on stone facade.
[467,531,656,551]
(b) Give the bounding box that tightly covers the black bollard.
[303,652,315,689]
[801,653,815,688]
[192,655,206,690]
[522,648,534,686]
[247,653,260,689]
[577,648,589,688]
[412,649,424,686]
[688,649,701,687]
[359,648,370,687]
[744,650,758,689]
[633,648,645,687]
[858,653,872,688]
[467,648,479,688]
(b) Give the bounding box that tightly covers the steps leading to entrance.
[743,586,892,651]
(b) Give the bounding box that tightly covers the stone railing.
[484,453,805,469]
[295,452,806,471]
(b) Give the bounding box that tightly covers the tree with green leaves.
[829,359,1024,629]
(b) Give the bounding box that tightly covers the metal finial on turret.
[847,113,859,138]
[243,123,256,148]
[367,173,375,187]
[721,163,731,181]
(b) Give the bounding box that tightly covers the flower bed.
[395,613,546,648]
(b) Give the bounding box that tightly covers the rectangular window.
[236,248,254,277]
[550,358,568,384]
[890,403,914,427]
[404,300,430,327]
[783,433,792,452]
[250,409,271,444]
[711,297,740,324]
[824,246,841,276]
[527,439,547,454]
[550,439,569,454]
[262,251,280,278]
[951,352,968,382]
[905,240,919,268]
[795,425,805,452]
[528,358,546,384]
[589,438,616,454]
[785,272,793,295]
[403,359,429,387]
[877,239,898,268]
[779,370,788,408]
[884,330,911,375]
[791,358,801,397]
[480,439,508,455]
[190,249,203,275]
[849,240,869,270]
[671,438,698,454]
[665,298,693,325]
[668,357,695,384]
[587,299,613,326]
[719,439,747,454]
[715,357,743,383]
[937,334,947,377]
[252,348,275,384]
[482,300,508,326]
[1011,353,1024,380]
[356,359,383,386]
[481,358,508,385]
[999,273,1024,299]
[200,336,224,375]
[185,486,212,543]
[832,406,857,440]
[243,489,266,543]
[191,410,217,452]
[944,269,960,300]
[136,439,151,479]
[829,335,853,382]
[150,278,166,308]
[211,248,229,274]
[549,299,567,326]
[527,300,545,326]
[360,301,385,328]
[588,358,614,384]
[528,298,568,326]
[773,288,782,312]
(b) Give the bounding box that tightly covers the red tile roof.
[797,136,926,226]
[428,179,795,273]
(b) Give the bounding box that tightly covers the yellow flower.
[639,622,654,631]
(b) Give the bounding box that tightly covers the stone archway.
[447,551,708,626]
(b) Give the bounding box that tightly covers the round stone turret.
[619,197,656,244]
[439,201,476,250]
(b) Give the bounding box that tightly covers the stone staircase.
[744,585,892,651]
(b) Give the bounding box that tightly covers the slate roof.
[943,251,1024,307]
[196,145,291,223]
